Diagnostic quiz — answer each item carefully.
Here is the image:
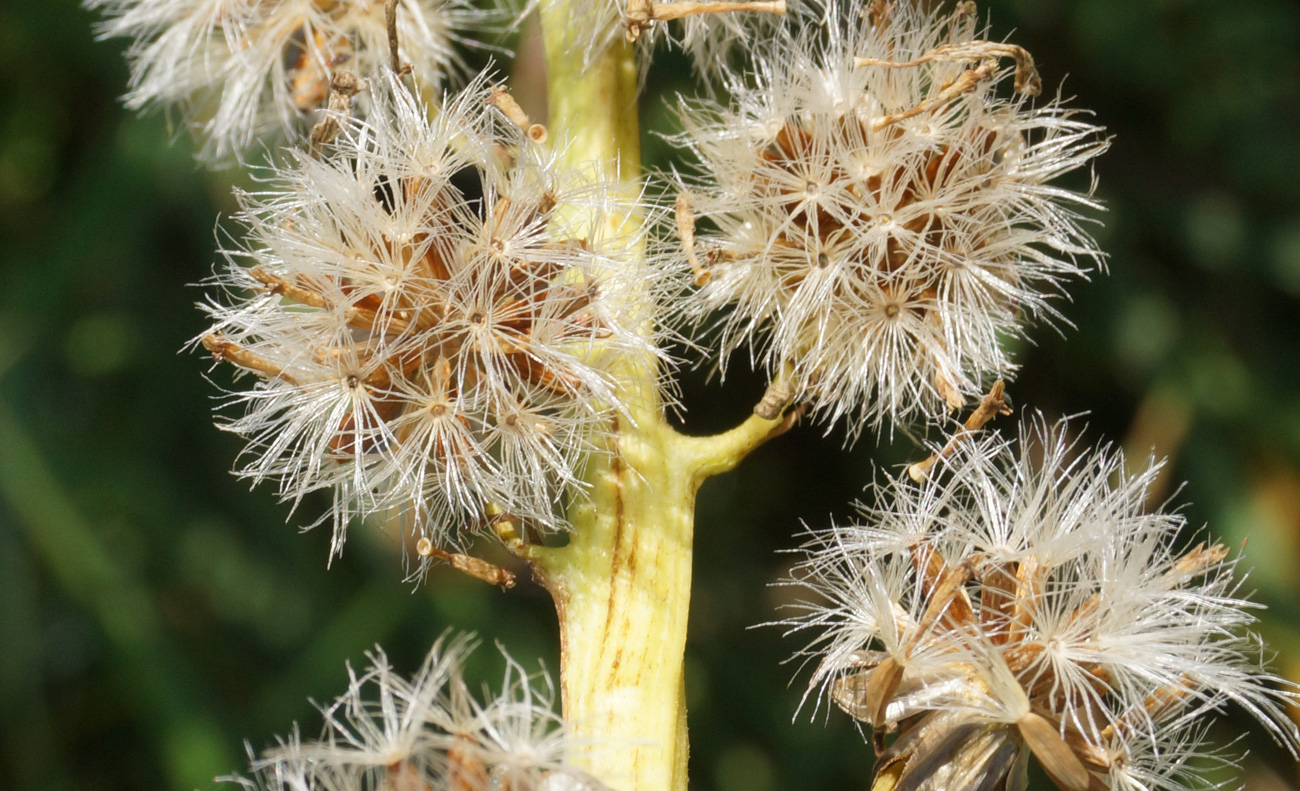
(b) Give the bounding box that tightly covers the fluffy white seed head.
[783,417,1298,791]
[199,74,663,559]
[222,633,611,791]
[673,2,1107,435]
[88,0,492,162]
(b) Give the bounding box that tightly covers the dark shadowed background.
[1,0,1299,789]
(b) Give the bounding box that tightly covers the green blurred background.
[1,0,1299,789]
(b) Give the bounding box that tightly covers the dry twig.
[624,0,785,41]
[675,192,711,286]
[856,39,1042,97]
[907,379,1012,482]
[416,537,517,588]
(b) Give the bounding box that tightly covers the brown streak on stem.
[600,417,627,661]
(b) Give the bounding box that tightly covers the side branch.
[675,192,710,286]
[201,333,296,384]
[679,381,801,480]
[868,59,998,131]
[488,507,550,566]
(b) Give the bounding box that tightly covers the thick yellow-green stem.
[532,6,788,791]
[538,415,695,791]
[535,406,786,791]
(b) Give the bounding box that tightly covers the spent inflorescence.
[785,419,1298,791]
[89,0,492,162]
[223,633,611,791]
[673,1,1107,435]
[198,75,662,558]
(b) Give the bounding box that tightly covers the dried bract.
[784,418,1298,791]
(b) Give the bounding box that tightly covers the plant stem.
[536,411,697,791]
[535,403,784,791]
[533,8,787,791]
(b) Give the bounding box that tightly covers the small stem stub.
[385,0,402,74]
[908,379,1011,482]
[754,377,796,420]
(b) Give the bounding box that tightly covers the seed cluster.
[200,78,653,556]
[675,3,1106,433]
[90,0,483,161]
[788,422,1297,791]
[226,634,612,791]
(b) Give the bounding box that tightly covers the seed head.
[88,0,490,162]
[673,2,1107,435]
[198,75,661,559]
[222,633,611,791]
[784,418,1298,791]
